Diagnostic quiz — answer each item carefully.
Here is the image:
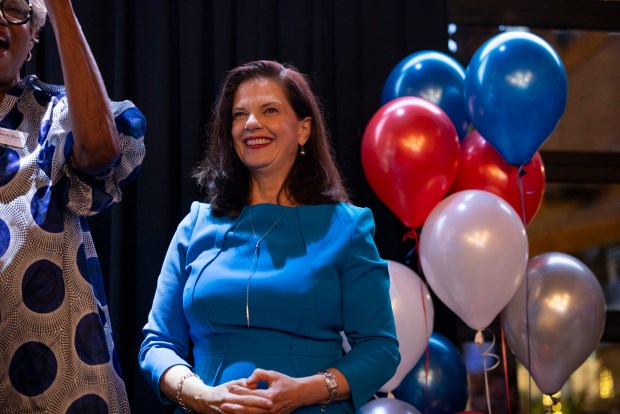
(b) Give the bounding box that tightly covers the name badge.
[0,127,28,148]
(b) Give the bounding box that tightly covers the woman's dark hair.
[193,60,349,216]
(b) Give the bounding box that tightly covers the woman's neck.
[250,191,296,206]
[249,176,295,206]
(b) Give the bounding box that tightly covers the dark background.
[25,1,454,412]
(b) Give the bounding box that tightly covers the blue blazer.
[139,202,400,413]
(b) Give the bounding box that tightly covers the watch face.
[325,374,338,390]
[327,378,337,389]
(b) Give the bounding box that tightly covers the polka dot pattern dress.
[0,76,146,413]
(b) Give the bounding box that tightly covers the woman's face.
[0,10,35,92]
[231,78,311,183]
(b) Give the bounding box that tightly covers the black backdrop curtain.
[24,1,453,412]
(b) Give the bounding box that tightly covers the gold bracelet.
[176,372,200,413]
[317,371,338,412]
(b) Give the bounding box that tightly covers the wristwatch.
[318,371,338,412]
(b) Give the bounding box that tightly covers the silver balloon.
[358,398,421,414]
[502,252,606,395]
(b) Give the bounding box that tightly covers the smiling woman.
[0,0,38,92]
[139,60,400,414]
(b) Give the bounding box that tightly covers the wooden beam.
[541,151,620,183]
[447,0,620,32]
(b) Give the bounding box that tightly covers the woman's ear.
[299,117,312,146]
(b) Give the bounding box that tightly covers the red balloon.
[361,97,460,229]
[450,130,545,224]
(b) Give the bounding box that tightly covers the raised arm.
[45,0,120,174]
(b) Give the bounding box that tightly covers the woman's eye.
[265,108,277,114]
[233,112,246,119]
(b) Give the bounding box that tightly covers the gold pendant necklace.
[246,205,291,327]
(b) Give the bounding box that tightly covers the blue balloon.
[381,51,470,139]
[464,31,568,166]
[393,333,468,414]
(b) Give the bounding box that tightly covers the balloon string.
[401,229,429,413]
[517,165,528,225]
[518,164,532,413]
[476,330,501,414]
[476,330,501,370]
[406,229,430,414]
[499,317,512,414]
[419,280,430,414]
[483,351,493,414]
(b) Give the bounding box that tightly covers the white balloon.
[340,261,434,393]
[380,260,434,392]
[420,190,528,331]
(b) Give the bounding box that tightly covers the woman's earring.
[26,52,32,62]
[299,144,306,157]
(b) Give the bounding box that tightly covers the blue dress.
[139,202,400,413]
[0,76,146,413]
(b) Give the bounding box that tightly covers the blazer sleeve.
[138,202,201,404]
[332,207,400,409]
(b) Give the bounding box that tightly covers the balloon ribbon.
[499,317,512,414]
[476,330,500,414]
[420,279,430,414]
[402,228,430,414]
[517,164,533,413]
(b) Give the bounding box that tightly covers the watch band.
[318,371,338,412]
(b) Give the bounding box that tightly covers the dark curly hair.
[193,60,349,217]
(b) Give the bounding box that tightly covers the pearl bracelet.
[176,372,200,413]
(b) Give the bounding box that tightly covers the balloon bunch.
[360,30,606,412]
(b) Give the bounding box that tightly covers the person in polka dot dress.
[0,0,146,413]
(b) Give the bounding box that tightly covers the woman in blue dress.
[0,0,145,412]
[139,60,398,414]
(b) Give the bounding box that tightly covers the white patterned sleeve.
[41,96,146,216]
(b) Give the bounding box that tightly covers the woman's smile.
[244,136,273,148]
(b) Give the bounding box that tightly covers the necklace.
[246,205,291,327]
